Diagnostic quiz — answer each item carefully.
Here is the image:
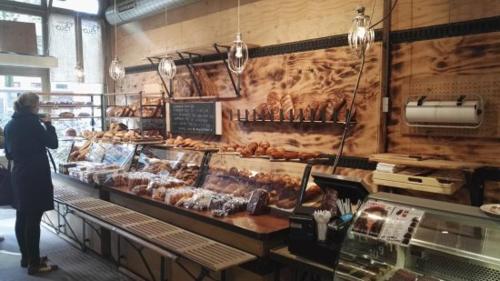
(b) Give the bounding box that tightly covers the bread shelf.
[51,116,102,120]
[106,116,164,120]
[228,109,354,125]
[37,93,102,97]
[40,104,100,108]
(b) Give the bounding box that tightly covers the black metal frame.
[147,57,172,98]
[176,51,204,97]
[213,44,240,97]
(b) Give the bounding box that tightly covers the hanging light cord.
[237,0,240,33]
[331,0,399,174]
[369,0,398,29]
[114,0,118,58]
[331,52,366,174]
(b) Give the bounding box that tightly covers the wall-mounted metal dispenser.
[404,95,484,129]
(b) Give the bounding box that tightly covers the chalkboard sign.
[167,102,222,135]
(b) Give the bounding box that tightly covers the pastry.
[267,91,282,105]
[280,94,294,120]
[283,150,299,160]
[247,142,258,154]
[254,146,267,156]
[65,128,77,137]
[304,185,322,201]
[270,148,285,159]
[59,112,75,118]
[276,198,297,209]
[254,103,269,120]
[106,107,115,117]
[309,101,321,121]
[314,102,327,121]
[131,185,148,196]
[324,101,335,122]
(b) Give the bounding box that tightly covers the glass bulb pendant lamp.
[348,6,374,57]
[228,32,248,74]
[75,63,84,81]
[158,56,177,80]
[109,57,125,81]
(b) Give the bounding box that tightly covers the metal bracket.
[213,43,241,97]
[177,51,204,97]
[120,237,158,281]
[417,95,427,106]
[175,259,224,281]
[456,95,466,106]
[147,57,172,98]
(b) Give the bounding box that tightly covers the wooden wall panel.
[115,0,384,66]
[118,44,382,157]
[388,32,500,167]
[391,0,500,31]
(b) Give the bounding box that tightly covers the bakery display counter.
[102,184,289,239]
[99,148,299,257]
[337,192,500,281]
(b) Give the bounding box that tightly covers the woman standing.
[4,93,58,275]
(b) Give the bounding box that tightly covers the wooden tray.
[373,170,464,195]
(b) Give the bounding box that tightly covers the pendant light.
[228,0,248,74]
[158,4,176,80]
[109,0,125,81]
[158,56,177,80]
[347,6,375,57]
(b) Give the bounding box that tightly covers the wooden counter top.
[102,185,289,240]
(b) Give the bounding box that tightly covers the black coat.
[4,111,58,213]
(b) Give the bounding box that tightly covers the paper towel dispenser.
[404,95,484,129]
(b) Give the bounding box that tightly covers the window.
[82,18,104,92]
[0,11,44,55]
[52,0,100,15]
[0,75,42,129]
[49,14,77,83]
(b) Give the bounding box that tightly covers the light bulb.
[75,64,84,81]
[228,32,248,74]
[109,57,126,81]
[348,6,374,57]
[158,56,177,80]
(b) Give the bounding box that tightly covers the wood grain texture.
[115,0,383,66]
[391,0,500,31]
[388,32,500,203]
[118,44,383,157]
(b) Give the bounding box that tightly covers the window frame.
[0,0,106,130]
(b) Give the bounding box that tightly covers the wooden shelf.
[40,104,100,108]
[234,119,351,125]
[106,116,163,120]
[38,93,102,97]
[51,116,101,120]
[369,153,484,171]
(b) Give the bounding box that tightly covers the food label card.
[352,199,424,246]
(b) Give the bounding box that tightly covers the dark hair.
[14,93,40,113]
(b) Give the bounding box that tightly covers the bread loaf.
[280,94,294,120]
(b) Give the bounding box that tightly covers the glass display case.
[336,192,500,281]
[133,145,205,186]
[201,153,322,213]
[49,138,75,167]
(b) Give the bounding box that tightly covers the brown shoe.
[27,261,58,275]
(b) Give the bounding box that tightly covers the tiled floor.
[0,207,131,281]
